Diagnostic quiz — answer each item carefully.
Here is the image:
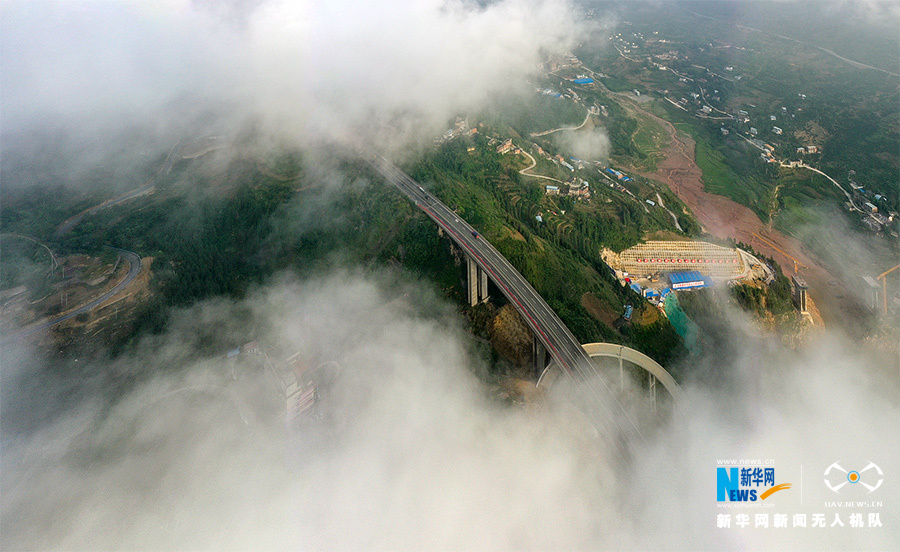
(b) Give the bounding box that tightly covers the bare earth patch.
[581,292,619,328]
[631,106,844,325]
[500,225,527,242]
[88,256,154,328]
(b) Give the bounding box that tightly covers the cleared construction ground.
[609,240,749,279]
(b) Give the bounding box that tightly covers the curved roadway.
[517,149,565,184]
[55,140,182,237]
[371,156,648,443]
[0,233,60,270]
[530,110,592,137]
[1,248,142,343]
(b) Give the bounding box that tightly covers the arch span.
[539,342,683,404]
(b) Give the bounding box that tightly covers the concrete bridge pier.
[619,355,625,391]
[466,256,490,306]
[533,337,548,379]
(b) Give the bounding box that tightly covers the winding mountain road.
[517,149,565,184]
[2,248,142,343]
[530,110,592,137]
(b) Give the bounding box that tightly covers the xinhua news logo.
[824,462,883,493]
[717,467,791,502]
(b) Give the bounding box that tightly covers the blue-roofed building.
[573,78,594,84]
[668,271,709,290]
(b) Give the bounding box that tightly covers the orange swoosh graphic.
[760,483,792,500]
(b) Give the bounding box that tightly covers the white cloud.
[2,271,897,550]
[1,0,588,155]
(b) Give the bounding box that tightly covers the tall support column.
[478,266,489,303]
[467,256,479,307]
[467,256,490,306]
[619,350,625,391]
[533,336,547,380]
[649,373,657,414]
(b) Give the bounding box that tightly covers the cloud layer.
[2,2,897,550]
[1,0,588,157]
[2,271,897,550]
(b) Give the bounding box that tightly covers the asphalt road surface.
[2,248,142,343]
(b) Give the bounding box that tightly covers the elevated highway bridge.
[370,155,683,443]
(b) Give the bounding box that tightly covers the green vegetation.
[486,94,585,136]
[667,118,776,221]
[731,242,796,318]
[0,185,103,239]
[0,237,57,302]
[601,77,641,94]
[818,103,899,214]
[411,137,687,366]
[771,169,841,231]
[603,99,643,160]
[730,277,792,319]
[628,110,667,171]
[678,267,796,371]
[577,1,899,229]
[691,0,900,73]
[22,0,897,371]
[3,136,687,368]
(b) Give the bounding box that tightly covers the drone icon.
[823,462,883,493]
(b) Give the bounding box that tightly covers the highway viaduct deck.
[370,155,683,441]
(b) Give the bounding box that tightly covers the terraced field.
[628,109,668,172]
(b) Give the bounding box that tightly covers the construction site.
[605,240,769,281]
[601,240,774,316]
